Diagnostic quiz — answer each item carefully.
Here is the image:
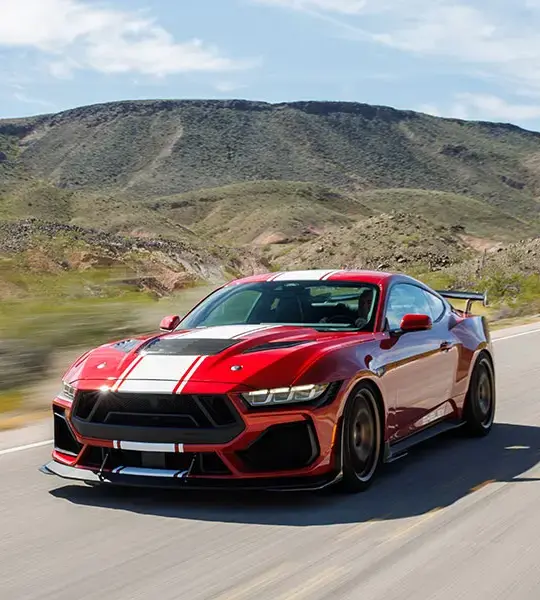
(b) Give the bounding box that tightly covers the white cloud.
[255,0,540,94]
[420,94,540,123]
[214,81,249,93]
[0,0,254,77]
[253,0,369,14]
[13,91,56,110]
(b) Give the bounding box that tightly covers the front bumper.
[44,383,344,489]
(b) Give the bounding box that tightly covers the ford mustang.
[40,269,495,493]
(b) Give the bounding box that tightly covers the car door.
[423,288,460,402]
[376,283,454,441]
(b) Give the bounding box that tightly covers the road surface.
[1,322,540,600]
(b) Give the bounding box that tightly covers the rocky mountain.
[1,99,540,230]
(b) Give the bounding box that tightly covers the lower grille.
[237,421,319,472]
[53,406,82,457]
[79,446,231,475]
[70,391,245,444]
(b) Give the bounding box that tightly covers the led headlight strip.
[58,381,76,403]
[241,383,330,406]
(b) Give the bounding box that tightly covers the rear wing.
[435,290,488,314]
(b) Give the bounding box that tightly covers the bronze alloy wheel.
[463,355,495,437]
[339,385,382,493]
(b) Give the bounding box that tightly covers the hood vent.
[141,338,242,356]
[113,339,140,353]
[242,340,311,354]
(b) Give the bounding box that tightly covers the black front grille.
[74,392,237,427]
[70,392,245,444]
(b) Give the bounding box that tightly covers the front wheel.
[338,384,382,493]
[463,355,496,437]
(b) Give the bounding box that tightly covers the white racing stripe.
[320,270,343,280]
[270,270,336,281]
[174,356,207,394]
[116,379,181,393]
[115,354,202,393]
[112,441,184,453]
[167,324,277,340]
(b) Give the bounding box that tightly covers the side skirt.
[384,418,465,464]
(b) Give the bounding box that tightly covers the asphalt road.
[1,322,540,600]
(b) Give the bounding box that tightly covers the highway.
[1,322,540,600]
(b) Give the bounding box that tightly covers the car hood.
[64,323,376,392]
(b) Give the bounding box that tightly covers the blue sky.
[1,0,540,130]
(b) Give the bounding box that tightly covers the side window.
[385,284,432,331]
[424,291,446,322]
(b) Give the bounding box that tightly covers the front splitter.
[40,460,341,492]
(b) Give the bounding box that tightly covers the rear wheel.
[463,355,495,437]
[338,384,382,493]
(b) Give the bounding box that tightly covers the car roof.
[225,269,427,288]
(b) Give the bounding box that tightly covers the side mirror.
[159,315,181,332]
[400,313,432,332]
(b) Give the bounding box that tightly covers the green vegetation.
[0,264,155,408]
[352,188,535,241]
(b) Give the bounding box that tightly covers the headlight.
[240,383,330,406]
[58,381,76,403]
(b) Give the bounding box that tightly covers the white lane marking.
[493,328,540,342]
[0,439,53,456]
[3,326,540,457]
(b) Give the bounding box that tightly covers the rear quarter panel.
[450,313,493,408]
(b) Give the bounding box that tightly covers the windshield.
[177,281,380,332]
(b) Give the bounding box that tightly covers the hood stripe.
[169,324,278,340]
[173,356,207,394]
[115,354,202,393]
[111,325,283,394]
[111,354,145,392]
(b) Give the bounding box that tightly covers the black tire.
[338,384,383,493]
[463,354,496,437]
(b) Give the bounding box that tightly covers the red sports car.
[40,269,495,493]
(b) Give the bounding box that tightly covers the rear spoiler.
[435,290,488,314]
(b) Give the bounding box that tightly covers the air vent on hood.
[242,340,311,354]
[113,339,140,353]
[141,338,241,356]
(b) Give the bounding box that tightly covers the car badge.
[230,365,243,371]
[97,362,107,369]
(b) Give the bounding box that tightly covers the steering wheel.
[320,314,357,326]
